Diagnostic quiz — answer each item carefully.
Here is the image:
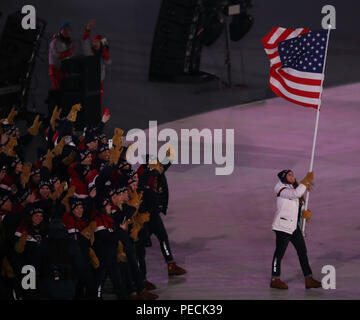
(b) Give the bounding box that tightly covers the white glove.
[101,38,108,46]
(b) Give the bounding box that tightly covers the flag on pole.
[262,27,328,109]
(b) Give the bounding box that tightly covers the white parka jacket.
[272,181,307,234]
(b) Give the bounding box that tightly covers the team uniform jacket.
[91,211,117,266]
[92,211,114,234]
[0,173,18,193]
[15,224,44,244]
[68,163,90,199]
[49,34,74,70]
[272,181,307,234]
[82,29,112,82]
[62,212,87,238]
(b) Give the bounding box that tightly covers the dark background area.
[1,0,359,132]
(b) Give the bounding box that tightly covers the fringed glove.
[7,107,18,124]
[112,128,124,149]
[61,186,76,213]
[20,163,32,186]
[1,137,18,157]
[50,181,67,201]
[43,149,55,171]
[27,115,42,136]
[53,137,66,156]
[67,103,82,122]
[50,106,62,131]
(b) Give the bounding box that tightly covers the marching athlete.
[270,170,322,290]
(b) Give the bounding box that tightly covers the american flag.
[262,27,329,109]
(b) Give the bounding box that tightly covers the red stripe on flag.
[278,69,322,86]
[270,62,282,70]
[261,27,281,47]
[270,71,320,99]
[267,51,279,60]
[276,28,296,43]
[269,82,318,109]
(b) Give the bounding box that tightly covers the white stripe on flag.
[276,71,322,92]
[270,56,281,66]
[287,28,305,40]
[269,77,320,105]
[268,27,286,44]
[281,67,324,80]
[265,47,278,55]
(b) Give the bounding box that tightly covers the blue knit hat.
[59,22,71,31]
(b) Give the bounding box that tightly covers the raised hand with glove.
[6,107,18,124]
[87,19,96,30]
[50,181,67,201]
[109,146,121,165]
[300,171,314,191]
[61,186,76,213]
[43,149,55,171]
[67,103,82,122]
[28,115,43,136]
[112,128,124,149]
[1,137,18,157]
[53,137,66,156]
[50,106,62,131]
[20,163,32,187]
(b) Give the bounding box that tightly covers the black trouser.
[93,236,127,300]
[94,255,127,299]
[135,227,148,281]
[148,213,174,264]
[271,226,312,278]
[116,229,144,295]
[74,246,97,299]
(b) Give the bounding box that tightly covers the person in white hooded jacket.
[270,169,322,290]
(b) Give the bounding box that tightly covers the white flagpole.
[301,25,332,236]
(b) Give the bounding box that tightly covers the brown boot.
[144,280,157,291]
[168,262,187,276]
[270,278,288,289]
[139,290,159,300]
[305,277,322,289]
